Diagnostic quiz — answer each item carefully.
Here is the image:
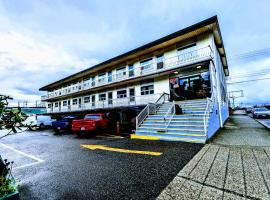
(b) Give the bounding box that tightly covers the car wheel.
[76,132,82,137]
[40,123,45,129]
[54,128,60,135]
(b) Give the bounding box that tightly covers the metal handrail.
[163,101,176,131]
[136,104,149,130]
[135,92,169,130]
[203,95,214,135]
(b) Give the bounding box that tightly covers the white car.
[252,107,270,119]
[23,115,55,129]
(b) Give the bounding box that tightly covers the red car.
[72,113,110,136]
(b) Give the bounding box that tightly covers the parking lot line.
[0,142,44,163]
[81,144,163,156]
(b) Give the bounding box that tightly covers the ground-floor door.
[169,71,211,101]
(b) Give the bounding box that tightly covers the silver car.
[252,107,270,119]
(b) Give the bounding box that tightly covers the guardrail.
[47,93,163,113]
[163,101,176,131]
[203,95,214,136]
[135,93,169,130]
[43,46,213,100]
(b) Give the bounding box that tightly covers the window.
[141,84,154,95]
[156,54,164,70]
[84,96,90,103]
[140,58,153,73]
[98,73,106,83]
[55,102,59,107]
[99,93,106,101]
[177,43,197,61]
[129,88,135,102]
[108,92,113,105]
[91,76,96,87]
[117,89,127,98]
[72,99,78,105]
[128,64,134,77]
[116,66,126,79]
[63,100,67,106]
[91,95,96,107]
[108,71,112,82]
[48,103,52,108]
[83,78,90,87]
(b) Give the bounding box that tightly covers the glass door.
[129,88,135,104]
[170,72,210,101]
[91,95,95,107]
[108,92,113,106]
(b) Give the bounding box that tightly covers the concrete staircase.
[131,99,209,144]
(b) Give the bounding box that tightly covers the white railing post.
[203,95,214,137]
[163,101,175,130]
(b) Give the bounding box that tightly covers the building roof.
[40,15,228,91]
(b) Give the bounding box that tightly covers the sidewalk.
[157,115,270,200]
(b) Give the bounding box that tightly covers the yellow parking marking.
[81,144,162,156]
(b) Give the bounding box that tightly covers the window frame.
[72,98,78,105]
[117,89,127,98]
[141,83,154,95]
[98,93,106,101]
[84,96,90,103]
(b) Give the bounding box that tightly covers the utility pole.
[227,90,244,108]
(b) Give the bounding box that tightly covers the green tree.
[0,95,28,138]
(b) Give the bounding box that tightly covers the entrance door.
[108,92,113,106]
[78,98,82,108]
[67,100,71,111]
[129,88,135,105]
[91,95,95,108]
[170,72,211,101]
[59,101,61,112]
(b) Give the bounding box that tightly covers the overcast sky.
[0,0,270,106]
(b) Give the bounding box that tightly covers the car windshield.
[255,108,268,111]
[64,116,75,119]
[84,115,101,120]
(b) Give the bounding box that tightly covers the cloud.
[0,0,270,107]
[0,2,131,104]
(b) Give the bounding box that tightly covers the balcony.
[46,93,162,113]
[42,46,212,101]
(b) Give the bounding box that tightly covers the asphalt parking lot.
[0,130,203,200]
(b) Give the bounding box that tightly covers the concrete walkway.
[157,115,270,200]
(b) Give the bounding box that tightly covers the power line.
[228,48,270,60]
[228,68,270,80]
[227,77,270,84]
[230,68,270,76]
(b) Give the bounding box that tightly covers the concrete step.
[182,111,205,114]
[148,115,208,119]
[143,120,205,125]
[182,107,206,110]
[175,99,207,104]
[137,127,204,133]
[131,134,206,144]
[142,123,204,129]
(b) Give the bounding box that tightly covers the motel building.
[40,16,229,144]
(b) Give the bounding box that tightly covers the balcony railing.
[47,93,163,113]
[42,46,212,100]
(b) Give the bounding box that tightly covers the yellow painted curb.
[130,134,159,140]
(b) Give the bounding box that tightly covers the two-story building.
[40,16,229,143]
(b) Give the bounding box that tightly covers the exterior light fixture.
[174,71,179,74]
[197,65,202,69]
